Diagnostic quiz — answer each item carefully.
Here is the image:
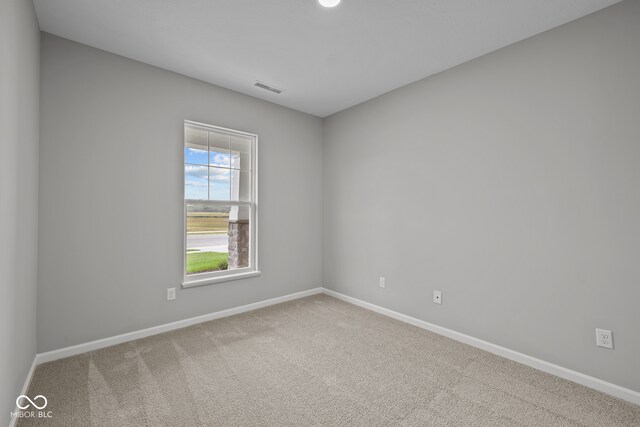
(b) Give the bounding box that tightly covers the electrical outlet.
[433,290,442,304]
[167,288,176,301]
[595,328,613,349]
[379,277,386,288]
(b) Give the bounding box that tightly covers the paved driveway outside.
[187,233,228,253]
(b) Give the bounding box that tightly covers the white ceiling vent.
[254,81,284,94]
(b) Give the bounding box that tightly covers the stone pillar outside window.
[228,205,249,269]
[228,154,250,269]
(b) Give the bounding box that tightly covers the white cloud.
[186,165,232,183]
[186,181,208,188]
[210,167,231,181]
[185,165,207,178]
[211,152,230,167]
[210,167,230,176]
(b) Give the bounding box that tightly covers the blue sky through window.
[185,147,208,165]
[185,148,232,200]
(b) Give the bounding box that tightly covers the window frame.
[182,120,259,288]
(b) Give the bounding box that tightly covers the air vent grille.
[254,81,284,94]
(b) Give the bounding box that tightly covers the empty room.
[2,0,639,425]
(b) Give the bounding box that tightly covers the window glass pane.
[185,165,208,200]
[186,204,230,275]
[230,170,252,202]
[185,147,209,165]
[184,122,256,283]
[230,135,252,171]
[209,166,231,200]
[209,131,231,168]
[184,126,208,165]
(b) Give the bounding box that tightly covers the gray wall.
[38,34,323,352]
[0,0,40,423]
[323,1,640,392]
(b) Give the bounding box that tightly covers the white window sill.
[182,270,261,288]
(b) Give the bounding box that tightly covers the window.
[183,120,259,287]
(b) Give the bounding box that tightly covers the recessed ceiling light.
[319,0,341,8]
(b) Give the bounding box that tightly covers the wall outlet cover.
[167,288,176,301]
[433,290,442,304]
[379,277,386,288]
[595,328,613,349]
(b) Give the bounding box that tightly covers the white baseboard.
[22,285,640,410]
[36,287,323,364]
[322,288,640,406]
[8,355,38,427]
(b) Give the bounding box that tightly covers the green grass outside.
[186,251,229,274]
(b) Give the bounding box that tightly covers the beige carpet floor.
[19,294,640,426]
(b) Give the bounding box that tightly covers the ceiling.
[33,0,621,117]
